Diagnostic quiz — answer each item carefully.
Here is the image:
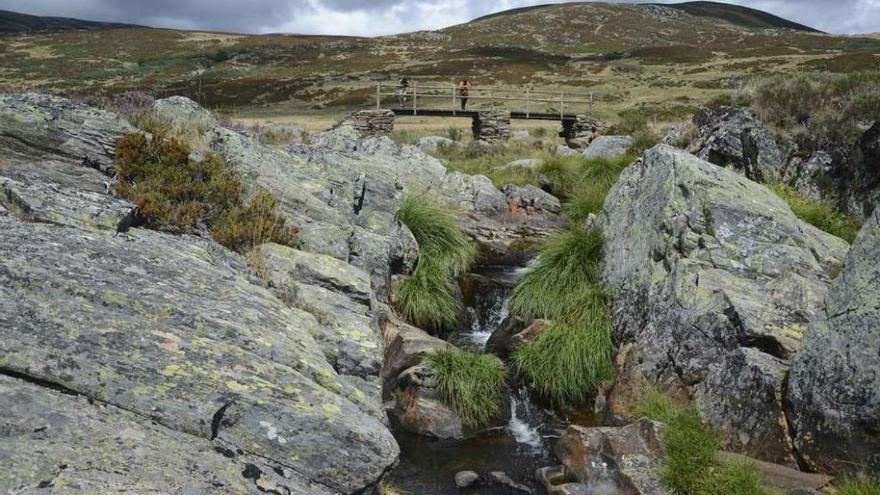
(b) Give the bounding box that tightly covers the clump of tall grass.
[636,389,766,495]
[510,226,615,406]
[425,349,506,429]
[395,194,477,331]
[114,132,298,253]
[836,477,880,495]
[562,154,633,223]
[770,183,862,242]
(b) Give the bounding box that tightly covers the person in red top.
[458,79,472,110]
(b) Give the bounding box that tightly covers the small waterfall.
[507,387,544,451]
[459,266,515,349]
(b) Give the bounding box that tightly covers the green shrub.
[425,349,506,429]
[114,132,298,253]
[396,194,477,331]
[837,477,880,495]
[637,389,766,495]
[510,226,615,406]
[770,183,862,242]
[446,127,463,142]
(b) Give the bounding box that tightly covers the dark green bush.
[396,194,477,331]
[114,132,298,253]
[425,349,506,429]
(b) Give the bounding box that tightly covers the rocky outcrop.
[666,106,880,216]
[583,135,633,160]
[555,419,670,495]
[472,111,512,142]
[786,210,880,474]
[416,135,458,153]
[0,218,397,494]
[394,365,465,439]
[599,144,848,466]
[664,106,784,183]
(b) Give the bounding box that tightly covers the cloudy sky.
[3,0,879,36]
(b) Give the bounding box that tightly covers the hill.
[0,2,876,126]
[0,9,141,33]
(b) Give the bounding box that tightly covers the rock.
[455,470,480,488]
[486,318,551,358]
[664,106,783,183]
[786,209,880,474]
[1,174,137,231]
[334,108,395,137]
[583,135,633,160]
[599,144,848,466]
[416,135,458,153]
[715,452,832,493]
[472,111,511,142]
[252,243,383,386]
[488,471,533,493]
[560,115,604,150]
[502,184,562,216]
[0,374,337,495]
[394,365,464,439]
[0,92,133,176]
[554,144,579,157]
[0,218,398,494]
[555,419,669,495]
[512,130,530,139]
[382,317,449,394]
[154,95,218,128]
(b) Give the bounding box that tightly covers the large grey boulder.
[600,145,848,466]
[664,106,784,183]
[416,135,458,153]
[583,135,633,160]
[0,218,398,493]
[786,210,880,474]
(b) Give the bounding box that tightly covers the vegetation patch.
[114,132,298,253]
[395,194,477,331]
[770,184,862,242]
[510,226,615,406]
[636,389,766,495]
[836,477,880,495]
[425,349,506,429]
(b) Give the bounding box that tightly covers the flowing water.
[384,264,556,494]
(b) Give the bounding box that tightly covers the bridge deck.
[389,108,579,121]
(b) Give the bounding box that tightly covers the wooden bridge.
[375,81,594,121]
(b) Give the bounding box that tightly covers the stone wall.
[560,114,604,149]
[335,108,395,137]
[472,111,511,142]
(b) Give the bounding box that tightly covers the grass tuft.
[396,194,477,331]
[510,226,615,406]
[114,132,298,253]
[637,388,766,495]
[770,183,862,242]
[837,477,880,495]
[425,349,506,429]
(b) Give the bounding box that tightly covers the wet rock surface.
[600,144,848,466]
[786,209,880,474]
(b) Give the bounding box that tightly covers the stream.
[384,264,561,494]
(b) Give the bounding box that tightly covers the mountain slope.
[0,9,141,33]
[655,1,821,32]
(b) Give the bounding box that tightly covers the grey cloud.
[1,0,877,35]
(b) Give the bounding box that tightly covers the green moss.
[425,349,506,429]
[510,226,615,407]
[770,183,861,243]
[395,194,477,331]
[114,132,298,253]
[637,389,767,495]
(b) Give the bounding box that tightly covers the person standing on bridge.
[458,78,472,111]
[398,77,410,106]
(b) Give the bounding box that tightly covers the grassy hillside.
[0,2,877,125]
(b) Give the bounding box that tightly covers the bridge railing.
[375,81,594,119]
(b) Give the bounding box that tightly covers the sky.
[3,0,879,37]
